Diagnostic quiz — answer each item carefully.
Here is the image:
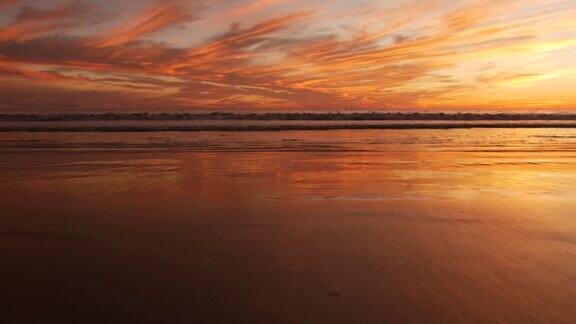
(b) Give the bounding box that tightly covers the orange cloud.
[93,1,194,47]
[0,3,101,41]
[0,0,17,10]
[0,0,575,111]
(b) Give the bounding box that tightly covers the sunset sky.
[0,0,575,111]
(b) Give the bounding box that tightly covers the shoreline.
[2,123,576,132]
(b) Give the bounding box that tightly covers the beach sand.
[1,129,576,323]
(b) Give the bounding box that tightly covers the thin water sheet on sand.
[1,128,576,323]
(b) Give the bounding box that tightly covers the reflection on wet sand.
[1,129,576,323]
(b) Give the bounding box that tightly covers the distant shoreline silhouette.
[2,112,576,122]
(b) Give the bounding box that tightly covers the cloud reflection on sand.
[2,128,576,322]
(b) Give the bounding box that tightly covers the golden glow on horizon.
[0,0,575,111]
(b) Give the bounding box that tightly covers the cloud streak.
[0,2,103,41]
[93,1,196,47]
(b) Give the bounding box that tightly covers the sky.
[0,0,575,112]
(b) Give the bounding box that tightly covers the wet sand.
[1,129,576,323]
